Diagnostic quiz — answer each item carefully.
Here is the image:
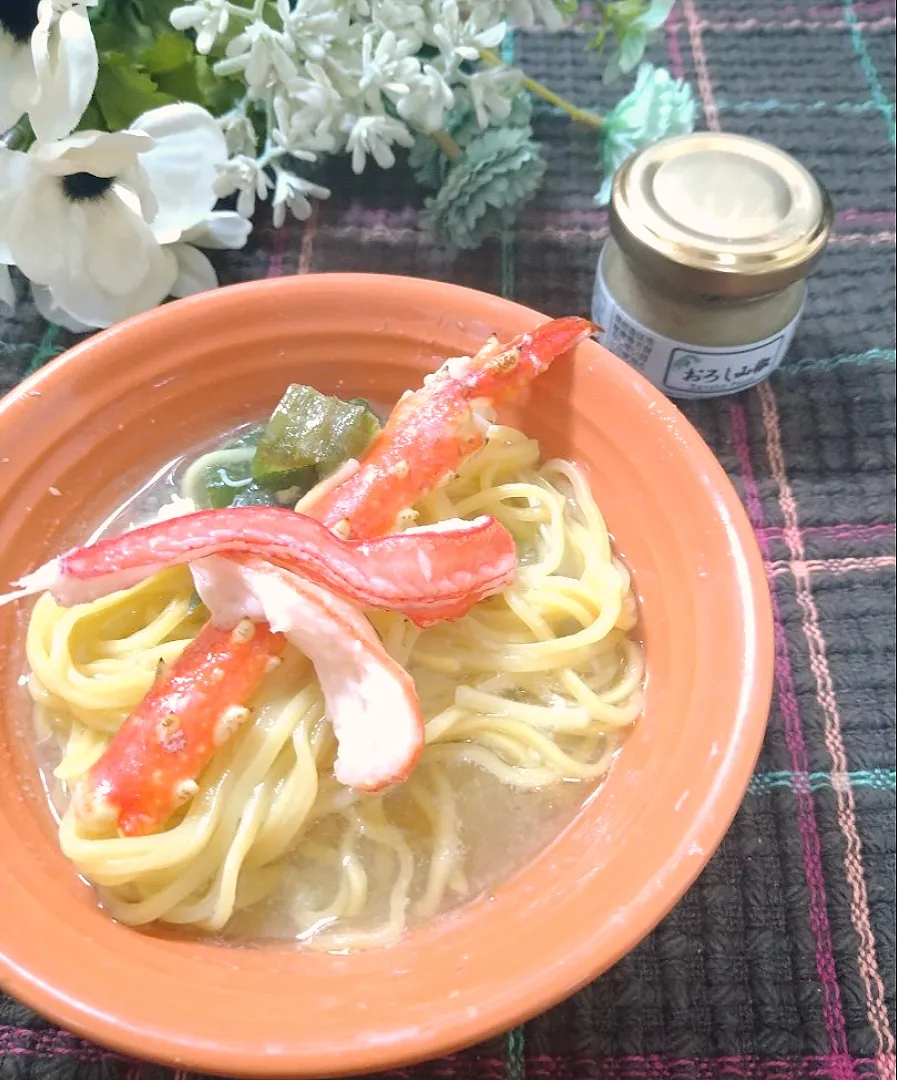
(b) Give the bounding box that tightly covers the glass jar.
[592,132,833,399]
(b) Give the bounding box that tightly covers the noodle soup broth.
[26,410,644,950]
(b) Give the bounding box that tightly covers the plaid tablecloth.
[1,1,895,1078]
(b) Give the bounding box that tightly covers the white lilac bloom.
[278,0,352,60]
[396,64,454,132]
[169,0,231,56]
[214,21,298,93]
[357,28,419,112]
[0,104,247,329]
[1,0,100,144]
[214,154,275,218]
[344,113,415,174]
[501,0,567,31]
[270,168,331,225]
[429,1,506,64]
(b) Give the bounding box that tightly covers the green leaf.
[94,52,175,130]
[617,27,647,74]
[141,31,195,75]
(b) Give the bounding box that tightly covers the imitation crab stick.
[14,317,594,836]
[5,508,517,629]
[192,555,424,793]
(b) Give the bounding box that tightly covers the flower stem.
[479,48,604,130]
[432,129,463,160]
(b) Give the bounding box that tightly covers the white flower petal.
[27,7,99,143]
[50,240,178,329]
[36,131,152,177]
[5,172,86,285]
[168,243,219,298]
[181,211,252,250]
[82,192,156,295]
[31,282,92,332]
[0,34,36,131]
[0,265,15,311]
[132,103,229,237]
[0,148,34,262]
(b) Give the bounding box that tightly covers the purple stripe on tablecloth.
[729,402,851,1066]
[3,1028,896,1078]
[325,206,891,246]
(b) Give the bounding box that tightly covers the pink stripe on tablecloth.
[765,556,896,578]
[265,217,287,278]
[757,382,896,1076]
[665,4,687,79]
[755,523,896,544]
[836,210,896,227]
[728,402,851,1068]
[697,15,895,30]
[828,232,896,246]
[298,203,320,275]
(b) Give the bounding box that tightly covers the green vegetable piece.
[252,385,381,491]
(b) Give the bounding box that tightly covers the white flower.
[283,63,349,152]
[358,28,420,111]
[503,0,567,30]
[0,132,174,328]
[170,0,230,55]
[344,113,414,174]
[430,1,506,64]
[0,103,246,329]
[214,154,272,218]
[0,26,36,135]
[165,211,253,300]
[215,22,297,93]
[396,63,454,132]
[30,282,91,331]
[271,168,330,226]
[463,66,518,128]
[25,0,99,143]
[278,0,353,60]
[131,103,229,242]
[272,94,329,159]
[368,0,426,52]
[182,211,253,251]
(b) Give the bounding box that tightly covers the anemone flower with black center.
[0,0,98,143]
[0,103,244,329]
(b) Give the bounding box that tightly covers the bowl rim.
[0,273,774,1075]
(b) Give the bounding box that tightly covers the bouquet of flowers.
[0,0,695,331]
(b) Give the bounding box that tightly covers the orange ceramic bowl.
[0,274,773,1077]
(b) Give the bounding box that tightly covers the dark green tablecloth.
[1,1,895,1078]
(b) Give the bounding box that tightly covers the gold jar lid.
[608,132,834,299]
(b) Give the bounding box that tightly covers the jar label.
[592,254,804,399]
